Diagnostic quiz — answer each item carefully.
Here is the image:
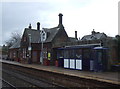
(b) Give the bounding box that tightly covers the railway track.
[2,64,66,89]
[2,62,120,89]
[2,79,17,89]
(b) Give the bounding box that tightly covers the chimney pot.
[92,29,96,35]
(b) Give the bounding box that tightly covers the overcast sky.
[1,0,119,45]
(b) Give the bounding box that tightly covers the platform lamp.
[28,34,32,64]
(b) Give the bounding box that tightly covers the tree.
[5,31,21,48]
[2,45,8,55]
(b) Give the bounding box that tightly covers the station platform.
[0,59,120,85]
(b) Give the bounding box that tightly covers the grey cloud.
[2,2,58,45]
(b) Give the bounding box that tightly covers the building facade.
[9,13,70,65]
[55,30,118,70]
[8,14,118,71]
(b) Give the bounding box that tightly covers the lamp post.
[28,34,31,64]
[40,30,44,64]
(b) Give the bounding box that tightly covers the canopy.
[93,47,108,50]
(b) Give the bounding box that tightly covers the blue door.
[82,49,91,70]
[93,47,108,72]
[58,58,64,67]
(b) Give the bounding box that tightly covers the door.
[82,49,91,70]
[32,51,38,62]
[94,49,108,72]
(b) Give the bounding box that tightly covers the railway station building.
[8,13,118,71]
[9,13,71,65]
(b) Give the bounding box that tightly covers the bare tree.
[5,31,21,47]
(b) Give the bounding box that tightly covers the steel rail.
[2,79,17,89]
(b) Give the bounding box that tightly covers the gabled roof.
[21,24,67,45]
[9,39,21,49]
[43,26,60,43]
[24,28,41,43]
[23,26,61,43]
[81,32,107,41]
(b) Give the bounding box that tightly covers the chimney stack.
[29,23,32,29]
[37,22,40,30]
[58,13,63,25]
[75,31,78,40]
[92,29,96,35]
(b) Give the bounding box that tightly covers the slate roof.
[69,37,78,42]
[10,23,66,49]
[25,28,41,43]
[43,26,60,43]
[9,28,41,49]
[9,39,21,49]
[81,32,107,41]
[22,26,61,43]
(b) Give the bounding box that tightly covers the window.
[57,50,64,59]
[82,49,91,59]
[41,30,46,42]
[24,37,26,42]
[43,33,45,36]
[64,49,69,58]
[75,49,82,59]
[64,49,75,59]
[69,49,75,58]
[23,48,26,59]
[98,51,102,64]
[13,51,16,58]
[23,49,24,58]
[43,48,47,59]
[24,48,26,58]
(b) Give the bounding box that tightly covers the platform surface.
[0,59,120,85]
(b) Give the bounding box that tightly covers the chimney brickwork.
[29,23,32,29]
[75,31,78,40]
[58,13,63,25]
[37,22,40,30]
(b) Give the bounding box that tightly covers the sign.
[28,47,32,51]
[48,52,51,60]
[48,53,51,58]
